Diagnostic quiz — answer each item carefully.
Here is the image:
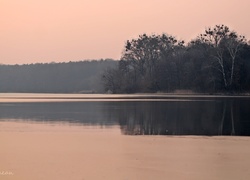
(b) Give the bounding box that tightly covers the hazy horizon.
[1,0,250,65]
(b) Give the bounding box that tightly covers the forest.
[102,25,250,94]
[1,24,250,94]
[0,59,117,93]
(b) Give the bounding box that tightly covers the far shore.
[0,92,250,97]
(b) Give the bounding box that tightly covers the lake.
[1,93,250,180]
[1,93,250,136]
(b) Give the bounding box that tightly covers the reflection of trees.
[218,100,242,136]
[119,101,221,135]
[230,101,235,135]
[116,99,250,136]
[119,102,170,135]
[218,102,226,135]
[0,99,249,136]
[0,102,117,126]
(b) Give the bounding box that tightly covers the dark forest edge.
[102,24,250,94]
[1,24,250,94]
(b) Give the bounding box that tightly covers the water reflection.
[0,97,249,136]
[0,102,117,126]
[117,100,250,136]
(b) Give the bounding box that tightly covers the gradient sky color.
[0,0,249,65]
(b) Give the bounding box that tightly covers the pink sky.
[0,0,249,65]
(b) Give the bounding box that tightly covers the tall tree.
[121,33,184,92]
[198,24,246,90]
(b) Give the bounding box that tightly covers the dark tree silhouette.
[102,25,250,94]
[197,24,247,90]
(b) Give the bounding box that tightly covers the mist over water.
[0,94,249,136]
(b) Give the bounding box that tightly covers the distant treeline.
[0,59,117,93]
[102,25,250,94]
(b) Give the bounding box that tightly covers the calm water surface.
[0,93,250,136]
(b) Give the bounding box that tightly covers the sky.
[0,0,249,65]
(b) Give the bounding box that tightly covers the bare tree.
[198,25,246,89]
